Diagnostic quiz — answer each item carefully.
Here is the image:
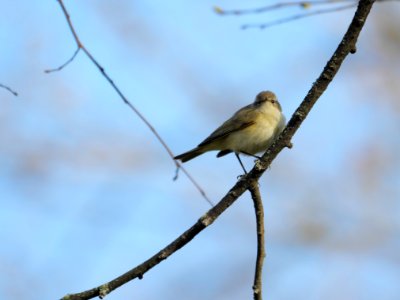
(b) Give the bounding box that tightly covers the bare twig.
[44,47,80,73]
[0,83,18,96]
[248,181,265,300]
[214,0,356,15]
[61,1,376,299]
[242,3,357,30]
[50,0,213,206]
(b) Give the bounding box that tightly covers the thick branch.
[61,0,376,299]
[249,181,265,300]
[61,179,250,300]
[252,0,375,176]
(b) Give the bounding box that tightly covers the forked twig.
[49,0,213,206]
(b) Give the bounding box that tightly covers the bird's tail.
[174,147,205,162]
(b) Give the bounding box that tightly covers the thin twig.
[242,3,357,30]
[248,181,265,300]
[50,0,213,206]
[44,47,80,73]
[61,1,376,299]
[214,0,356,15]
[0,83,18,96]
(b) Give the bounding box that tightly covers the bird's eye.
[270,100,275,104]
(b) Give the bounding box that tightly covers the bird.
[174,91,286,173]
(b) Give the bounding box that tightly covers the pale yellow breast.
[225,106,284,154]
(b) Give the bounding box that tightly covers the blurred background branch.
[241,4,357,29]
[214,0,357,15]
[215,0,395,29]
[0,83,18,96]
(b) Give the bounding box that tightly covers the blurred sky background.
[1,1,400,299]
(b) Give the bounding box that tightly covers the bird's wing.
[198,105,256,147]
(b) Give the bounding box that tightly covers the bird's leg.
[240,151,262,160]
[235,153,248,174]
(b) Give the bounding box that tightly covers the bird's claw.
[237,174,247,180]
[286,141,293,149]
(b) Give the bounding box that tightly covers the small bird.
[174,91,286,173]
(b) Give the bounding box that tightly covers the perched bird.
[174,91,286,172]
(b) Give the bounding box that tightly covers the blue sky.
[1,1,400,300]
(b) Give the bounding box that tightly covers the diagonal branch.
[0,83,18,96]
[49,0,213,206]
[61,177,251,300]
[248,181,265,300]
[252,0,376,175]
[61,0,376,299]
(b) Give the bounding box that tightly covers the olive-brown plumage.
[174,91,285,163]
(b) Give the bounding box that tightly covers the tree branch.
[0,83,18,96]
[214,0,356,15]
[252,0,376,174]
[49,0,213,206]
[242,3,357,30]
[248,181,265,300]
[215,0,394,30]
[44,47,80,73]
[61,178,251,300]
[60,0,376,299]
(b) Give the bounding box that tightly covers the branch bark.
[249,181,265,300]
[61,0,376,299]
[62,180,250,300]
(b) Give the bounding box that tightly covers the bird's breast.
[226,110,284,154]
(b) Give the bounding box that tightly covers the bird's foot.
[237,173,247,180]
